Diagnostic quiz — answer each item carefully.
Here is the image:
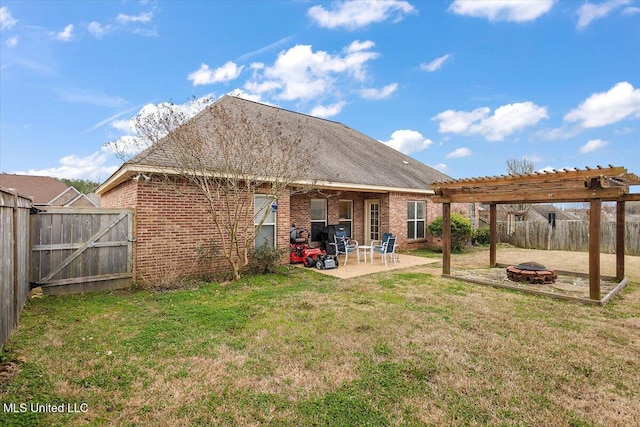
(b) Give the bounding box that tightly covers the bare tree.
[504,158,535,230]
[108,97,315,280]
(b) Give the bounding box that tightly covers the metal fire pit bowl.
[506,261,557,284]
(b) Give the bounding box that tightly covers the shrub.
[428,213,472,252]
[472,228,491,246]
[247,243,288,275]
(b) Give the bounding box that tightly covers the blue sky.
[1,0,639,183]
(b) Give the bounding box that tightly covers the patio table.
[358,245,373,264]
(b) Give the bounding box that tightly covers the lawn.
[1,250,639,426]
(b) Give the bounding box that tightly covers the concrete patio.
[305,253,439,279]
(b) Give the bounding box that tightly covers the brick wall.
[101,179,138,208]
[102,177,291,283]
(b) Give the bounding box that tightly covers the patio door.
[364,199,380,244]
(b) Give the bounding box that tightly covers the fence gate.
[31,207,134,295]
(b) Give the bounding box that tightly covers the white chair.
[372,236,397,266]
[334,233,359,265]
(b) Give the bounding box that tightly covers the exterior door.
[364,199,380,244]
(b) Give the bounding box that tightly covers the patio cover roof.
[431,165,640,204]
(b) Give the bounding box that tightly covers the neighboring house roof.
[0,174,68,204]
[98,96,451,195]
[528,204,581,221]
[0,174,97,207]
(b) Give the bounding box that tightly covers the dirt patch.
[446,247,640,282]
[0,361,20,385]
[448,267,620,300]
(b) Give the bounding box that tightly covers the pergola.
[431,165,640,304]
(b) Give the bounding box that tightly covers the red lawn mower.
[290,225,338,269]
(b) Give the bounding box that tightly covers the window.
[255,195,276,247]
[339,200,353,237]
[310,199,327,242]
[407,201,426,239]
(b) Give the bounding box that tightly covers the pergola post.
[489,203,497,267]
[589,199,601,300]
[616,201,625,281]
[443,203,451,275]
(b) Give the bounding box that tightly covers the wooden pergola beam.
[431,187,627,204]
[431,166,628,189]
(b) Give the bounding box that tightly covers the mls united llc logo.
[3,402,89,413]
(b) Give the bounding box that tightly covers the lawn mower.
[290,225,338,269]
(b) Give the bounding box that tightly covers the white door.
[364,199,380,244]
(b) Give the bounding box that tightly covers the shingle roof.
[0,174,69,204]
[128,96,450,191]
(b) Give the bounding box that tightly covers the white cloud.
[580,139,609,154]
[359,83,398,100]
[52,24,74,41]
[110,119,131,133]
[433,107,490,134]
[87,21,110,38]
[105,95,216,158]
[449,0,555,22]
[226,88,266,104]
[310,101,347,118]
[188,62,244,86]
[433,102,548,141]
[308,0,416,30]
[420,54,451,72]
[577,0,630,29]
[245,41,379,101]
[623,6,640,14]
[434,163,447,172]
[446,147,472,158]
[381,129,433,154]
[18,148,119,181]
[116,12,153,24]
[6,35,18,47]
[564,82,640,128]
[0,6,17,31]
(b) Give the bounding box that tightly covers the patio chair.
[333,232,359,266]
[372,235,397,266]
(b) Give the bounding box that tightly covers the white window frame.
[338,200,353,235]
[310,199,327,242]
[407,201,426,240]
[255,194,277,247]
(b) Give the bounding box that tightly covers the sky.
[1,0,639,184]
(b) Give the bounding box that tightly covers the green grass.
[2,266,640,426]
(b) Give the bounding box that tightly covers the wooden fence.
[31,207,134,295]
[1,188,32,346]
[497,220,640,256]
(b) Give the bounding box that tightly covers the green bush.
[472,228,491,246]
[247,243,288,274]
[428,213,472,252]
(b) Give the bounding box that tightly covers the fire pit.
[506,262,557,284]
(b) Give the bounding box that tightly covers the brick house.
[98,96,466,282]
